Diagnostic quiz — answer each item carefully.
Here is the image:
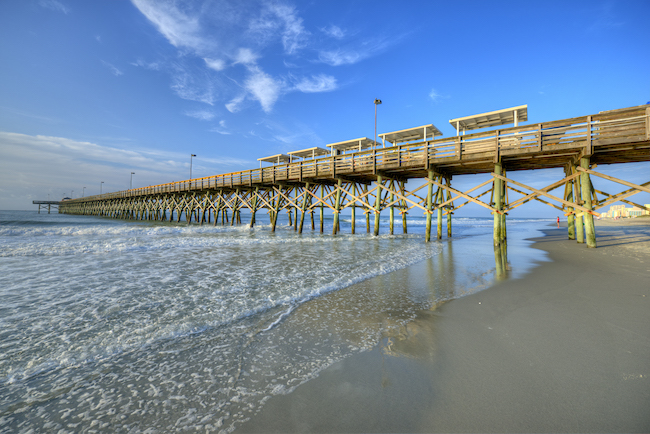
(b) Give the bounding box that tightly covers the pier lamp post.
[82,187,86,197]
[71,190,74,198]
[130,172,135,189]
[100,181,104,194]
[190,154,197,180]
[374,98,382,149]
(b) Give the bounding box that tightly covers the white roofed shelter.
[449,105,528,136]
[379,124,443,147]
[287,147,329,161]
[326,137,379,156]
[257,154,291,168]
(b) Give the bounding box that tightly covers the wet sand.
[239,218,650,433]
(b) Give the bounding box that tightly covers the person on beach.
[557,216,560,227]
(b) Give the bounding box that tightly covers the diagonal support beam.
[493,173,599,216]
[429,178,498,213]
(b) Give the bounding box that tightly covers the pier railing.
[71,105,649,202]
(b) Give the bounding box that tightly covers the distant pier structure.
[48,104,650,274]
[33,200,61,214]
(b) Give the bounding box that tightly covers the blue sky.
[1,0,648,215]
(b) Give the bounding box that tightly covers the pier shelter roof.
[326,137,379,155]
[287,147,329,161]
[380,124,443,146]
[449,105,527,135]
[258,154,291,167]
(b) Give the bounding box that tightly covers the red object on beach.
[557,216,560,227]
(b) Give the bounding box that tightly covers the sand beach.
[239,218,650,433]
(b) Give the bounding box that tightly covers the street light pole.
[83,187,86,197]
[100,181,104,195]
[71,190,74,198]
[190,154,197,180]
[374,99,382,148]
[130,172,135,189]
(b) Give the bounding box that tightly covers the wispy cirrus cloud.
[129,1,402,113]
[321,25,345,39]
[210,120,231,135]
[184,109,216,121]
[293,74,337,93]
[131,58,161,70]
[248,2,308,55]
[101,60,123,76]
[130,0,208,53]
[318,36,397,66]
[39,0,70,14]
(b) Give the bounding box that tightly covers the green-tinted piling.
[580,157,597,248]
[425,169,434,242]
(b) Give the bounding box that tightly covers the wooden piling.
[319,184,324,233]
[365,184,370,233]
[250,186,259,228]
[425,170,434,242]
[573,164,585,244]
[500,169,507,244]
[389,181,395,235]
[493,163,502,247]
[351,184,356,234]
[332,179,342,235]
[374,175,382,236]
[580,157,597,248]
[299,183,309,233]
[446,177,452,237]
[271,187,281,232]
[564,167,575,239]
[401,181,408,234]
[436,178,443,240]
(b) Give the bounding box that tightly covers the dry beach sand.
[239,218,650,433]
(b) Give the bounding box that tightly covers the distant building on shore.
[601,204,650,218]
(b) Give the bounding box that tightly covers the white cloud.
[318,36,400,66]
[39,0,70,14]
[318,49,360,66]
[184,110,216,121]
[131,58,161,70]
[130,1,402,113]
[225,94,246,113]
[429,88,441,102]
[321,25,345,39]
[101,60,123,76]
[244,67,282,113]
[248,2,309,55]
[204,58,226,71]
[130,0,209,53]
[294,74,337,93]
[170,65,215,105]
[210,120,231,135]
[271,3,308,54]
[233,48,260,65]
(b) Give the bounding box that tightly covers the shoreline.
[238,219,650,433]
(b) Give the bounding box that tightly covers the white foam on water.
[0,211,547,433]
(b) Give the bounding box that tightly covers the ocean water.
[0,210,550,433]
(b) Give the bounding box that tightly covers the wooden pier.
[54,104,650,261]
[32,200,61,214]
